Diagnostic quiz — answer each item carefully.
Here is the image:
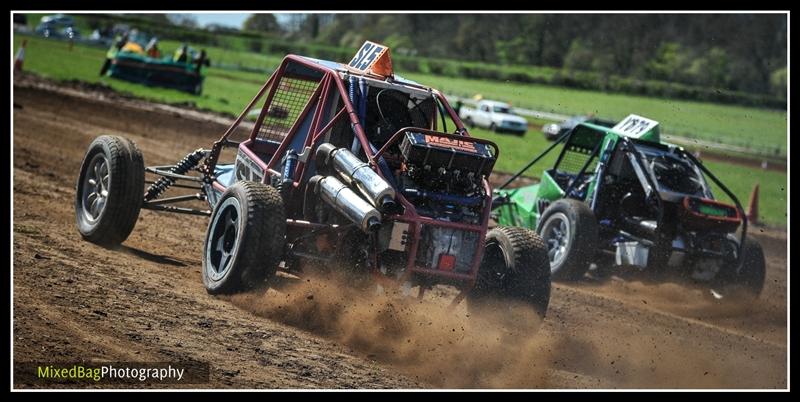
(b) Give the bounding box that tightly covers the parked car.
[459,100,528,136]
[36,17,80,40]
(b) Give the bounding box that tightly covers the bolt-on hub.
[81,153,110,222]
[541,212,571,270]
[206,197,241,281]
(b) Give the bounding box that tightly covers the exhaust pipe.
[311,175,381,233]
[316,143,396,212]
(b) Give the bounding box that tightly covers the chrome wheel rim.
[206,197,241,281]
[542,212,570,270]
[81,153,110,223]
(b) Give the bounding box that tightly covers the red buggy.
[74,42,552,322]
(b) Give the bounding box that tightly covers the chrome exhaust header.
[316,143,396,212]
[311,175,381,233]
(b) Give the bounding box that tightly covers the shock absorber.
[144,149,207,201]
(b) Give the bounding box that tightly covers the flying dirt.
[12,74,787,389]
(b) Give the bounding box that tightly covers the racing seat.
[550,169,594,200]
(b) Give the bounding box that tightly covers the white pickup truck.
[459,100,528,136]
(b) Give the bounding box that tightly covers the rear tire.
[489,123,497,132]
[468,226,551,325]
[537,199,598,281]
[202,181,286,294]
[712,238,766,298]
[75,135,144,246]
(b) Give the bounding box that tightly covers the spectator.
[193,49,210,72]
[174,43,189,63]
[145,37,161,58]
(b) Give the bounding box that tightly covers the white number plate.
[612,114,659,138]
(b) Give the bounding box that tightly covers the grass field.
[159,39,284,72]
[404,73,788,157]
[13,35,787,226]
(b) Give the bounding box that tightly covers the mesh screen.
[558,144,598,175]
[256,76,321,142]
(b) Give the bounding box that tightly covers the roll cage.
[140,54,499,293]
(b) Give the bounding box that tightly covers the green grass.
[404,72,788,157]
[159,39,284,71]
[13,35,787,226]
[13,35,272,116]
[702,160,787,225]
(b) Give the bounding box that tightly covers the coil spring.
[144,149,206,201]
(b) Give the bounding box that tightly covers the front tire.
[75,135,144,246]
[468,226,551,325]
[202,181,286,294]
[537,199,598,281]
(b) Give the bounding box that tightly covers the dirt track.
[12,77,788,389]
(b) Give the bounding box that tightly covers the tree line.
[246,13,786,100]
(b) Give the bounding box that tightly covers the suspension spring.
[144,149,207,201]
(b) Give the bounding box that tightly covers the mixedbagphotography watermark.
[15,361,210,385]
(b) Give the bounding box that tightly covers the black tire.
[75,135,144,246]
[465,117,475,128]
[468,226,551,323]
[202,181,286,294]
[712,238,766,298]
[537,199,598,281]
[489,123,497,132]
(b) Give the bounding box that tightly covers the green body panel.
[496,184,539,228]
[536,170,567,204]
[496,170,565,229]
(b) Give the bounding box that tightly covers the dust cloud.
[227,271,762,388]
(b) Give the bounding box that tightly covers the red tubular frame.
[207,54,496,286]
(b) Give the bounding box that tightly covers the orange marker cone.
[14,39,27,72]
[746,183,760,225]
